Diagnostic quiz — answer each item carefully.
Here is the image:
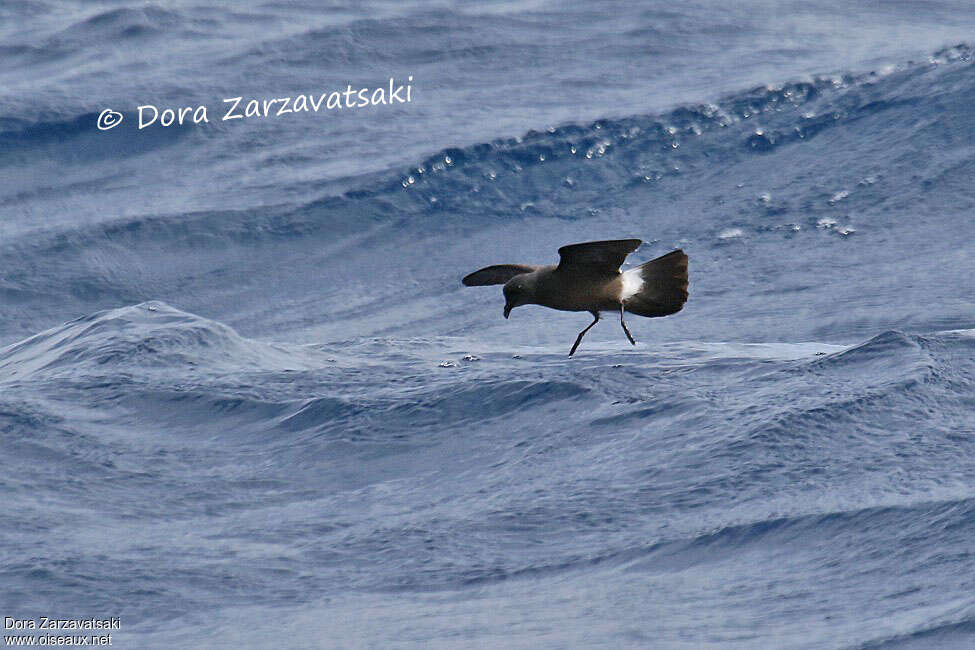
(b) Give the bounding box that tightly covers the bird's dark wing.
[462,264,538,286]
[556,239,642,275]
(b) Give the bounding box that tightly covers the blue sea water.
[3,1,975,647]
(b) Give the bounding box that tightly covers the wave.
[6,5,975,644]
[3,301,972,462]
[698,327,972,461]
[2,41,969,233]
[0,301,323,380]
[3,43,975,349]
[0,5,207,69]
[0,302,590,445]
[1,298,973,647]
[380,43,973,215]
[0,110,194,162]
[6,43,974,224]
[55,6,189,41]
[326,492,975,592]
[857,618,975,649]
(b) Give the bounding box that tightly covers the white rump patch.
[620,267,644,301]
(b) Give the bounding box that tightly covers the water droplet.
[445,155,453,164]
[829,190,850,204]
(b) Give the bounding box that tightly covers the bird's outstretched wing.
[462,264,538,286]
[557,239,641,275]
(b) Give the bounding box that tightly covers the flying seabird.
[462,239,688,356]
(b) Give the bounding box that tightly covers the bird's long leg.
[569,311,600,357]
[620,303,636,346]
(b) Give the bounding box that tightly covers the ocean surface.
[3,1,975,648]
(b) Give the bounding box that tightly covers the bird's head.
[502,276,533,319]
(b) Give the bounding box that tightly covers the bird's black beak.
[503,304,512,319]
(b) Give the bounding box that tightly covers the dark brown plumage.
[462,239,689,356]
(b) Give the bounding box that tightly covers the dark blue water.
[3,2,975,648]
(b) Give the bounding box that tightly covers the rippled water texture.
[2,2,975,648]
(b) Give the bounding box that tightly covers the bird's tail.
[622,249,689,317]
